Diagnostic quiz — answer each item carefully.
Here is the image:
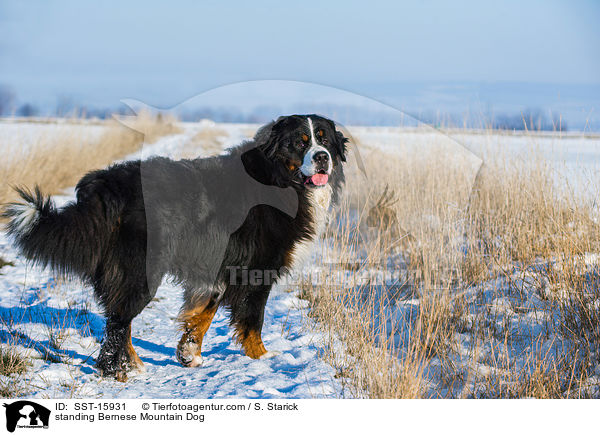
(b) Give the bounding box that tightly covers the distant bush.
[493,108,568,132]
[0,86,15,116]
[16,103,38,117]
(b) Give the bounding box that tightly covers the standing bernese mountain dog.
[3,114,347,381]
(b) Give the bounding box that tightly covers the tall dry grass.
[300,131,600,398]
[0,112,180,206]
[0,345,30,397]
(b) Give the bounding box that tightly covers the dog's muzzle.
[313,151,330,174]
[300,146,332,186]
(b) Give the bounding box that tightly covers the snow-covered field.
[0,119,108,156]
[1,119,599,398]
[350,125,600,180]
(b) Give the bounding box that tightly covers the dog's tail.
[2,184,120,278]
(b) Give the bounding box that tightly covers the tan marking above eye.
[301,134,309,142]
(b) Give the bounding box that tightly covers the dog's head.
[242,114,348,189]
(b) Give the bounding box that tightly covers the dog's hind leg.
[97,316,146,382]
[176,291,220,367]
[96,275,158,381]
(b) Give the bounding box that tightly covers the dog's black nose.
[313,151,329,164]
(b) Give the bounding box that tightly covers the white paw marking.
[127,364,146,377]
[132,363,146,373]
[178,341,203,367]
[259,351,281,359]
[189,355,203,367]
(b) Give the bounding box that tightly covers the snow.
[0,252,342,398]
[131,120,255,160]
[348,125,600,174]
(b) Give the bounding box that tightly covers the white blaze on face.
[299,117,332,176]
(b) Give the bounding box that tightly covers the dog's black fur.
[3,114,347,380]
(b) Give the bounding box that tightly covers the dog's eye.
[299,134,309,148]
[317,130,328,144]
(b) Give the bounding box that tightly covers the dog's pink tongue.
[311,173,329,185]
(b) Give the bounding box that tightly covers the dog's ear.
[255,115,306,158]
[253,118,284,158]
[241,147,273,184]
[334,129,348,162]
[324,118,348,162]
[241,147,289,188]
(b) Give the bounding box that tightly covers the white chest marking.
[288,184,332,271]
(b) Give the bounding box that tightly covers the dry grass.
[300,130,600,398]
[0,345,30,398]
[0,345,29,376]
[0,112,180,207]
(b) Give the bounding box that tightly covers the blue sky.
[0,0,598,121]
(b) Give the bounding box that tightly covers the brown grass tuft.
[0,346,29,376]
[0,346,30,398]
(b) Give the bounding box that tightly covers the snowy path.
[0,123,345,399]
[0,250,342,398]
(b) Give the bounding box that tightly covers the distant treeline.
[0,85,568,131]
[491,109,567,131]
[417,108,568,132]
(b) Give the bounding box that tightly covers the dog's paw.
[97,363,130,382]
[178,355,203,367]
[97,349,140,382]
[259,351,281,359]
[187,355,203,367]
[130,362,147,374]
[176,341,203,367]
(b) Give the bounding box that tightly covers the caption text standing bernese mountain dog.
[3,114,347,381]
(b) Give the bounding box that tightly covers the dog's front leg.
[176,292,220,367]
[229,285,275,359]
